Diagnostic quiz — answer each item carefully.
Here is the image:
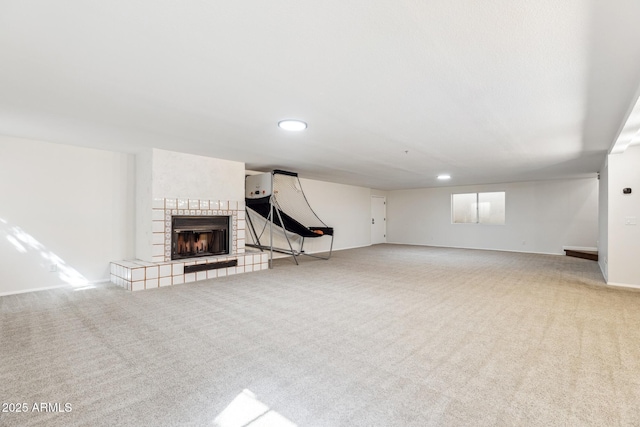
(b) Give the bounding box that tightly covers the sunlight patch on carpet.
[213,389,297,427]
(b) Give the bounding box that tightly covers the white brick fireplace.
[110,148,267,291]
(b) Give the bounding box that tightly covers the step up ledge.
[565,249,598,261]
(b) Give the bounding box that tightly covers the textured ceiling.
[2,1,640,190]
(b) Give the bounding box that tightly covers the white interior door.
[371,196,386,244]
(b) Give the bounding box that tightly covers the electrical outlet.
[49,264,58,273]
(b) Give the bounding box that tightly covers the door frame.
[371,195,386,245]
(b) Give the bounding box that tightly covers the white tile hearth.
[111,197,259,291]
[111,252,268,291]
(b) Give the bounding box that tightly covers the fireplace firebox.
[171,216,230,260]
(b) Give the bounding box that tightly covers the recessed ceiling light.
[437,174,451,180]
[278,120,307,131]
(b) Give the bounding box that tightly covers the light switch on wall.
[625,216,637,225]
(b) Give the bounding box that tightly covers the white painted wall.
[387,178,598,255]
[150,148,244,200]
[135,149,153,262]
[299,178,372,252]
[606,145,640,287]
[0,136,135,295]
[598,159,609,280]
[135,148,245,261]
[244,172,374,255]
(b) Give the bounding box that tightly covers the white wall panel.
[244,174,374,255]
[0,136,135,295]
[606,146,640,287]
[387,178,598,255]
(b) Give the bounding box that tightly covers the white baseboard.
[0,278,111,297]
[386,241,562,256]
[606,282,640,291]
[598,262,608,282]
[0,283,69,297]
[334,244,372,252]
[253,243,371,259]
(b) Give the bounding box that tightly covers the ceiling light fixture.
[437,174,451,180]
[278,120,307,131]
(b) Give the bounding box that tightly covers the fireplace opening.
[172,216,229,260]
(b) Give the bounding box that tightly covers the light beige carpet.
[1,244,639,426]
